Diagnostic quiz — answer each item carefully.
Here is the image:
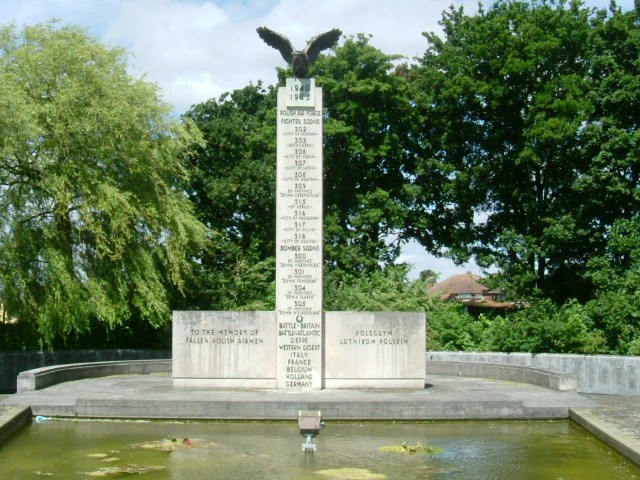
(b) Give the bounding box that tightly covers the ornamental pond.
[1,419,639,479]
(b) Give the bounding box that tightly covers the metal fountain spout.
[298,410,325,452]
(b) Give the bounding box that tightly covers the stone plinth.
[172,311,276,388]
[324,312,426,389]
[172,311,426,390]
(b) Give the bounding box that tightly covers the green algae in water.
[380,442,444,454]
[131,437,214,452]
[82,464,164,476]
[316,467,386,479]
[2,419,640,479]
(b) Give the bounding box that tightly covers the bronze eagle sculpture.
[256,27,342,78]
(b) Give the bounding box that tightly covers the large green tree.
[573,5,640,351]
[185,83,277,261]
[181,83,277,310]
[0,22,205,347]
[412,0,602,302]
[313,35,419,274]
[184,36,419,308]
[578,4,640,250]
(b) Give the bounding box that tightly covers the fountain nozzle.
[298,410,324,452]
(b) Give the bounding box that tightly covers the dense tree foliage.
[406,1,640,353]
[583,215,640,354]
[312,35,420,273]
[411,0,640,307]
[181,84,277,310]
[0,23,205,347]
[5,1,640,354]
[185,84,277,260]
[412,0,601,302]
[574,4,640,353]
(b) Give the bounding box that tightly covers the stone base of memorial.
[172,310,425,390]
[172,311,277,389]
[323,311,426,389]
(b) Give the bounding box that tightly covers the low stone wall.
[426,360,577,391]
[0,350,170,393]
[9,350,638,395]
[428,351,640,395]
[17,359,171,392]
[0,405,32,446]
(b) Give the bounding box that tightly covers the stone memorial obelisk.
[256,27,342,390]
[171,27,426,391]
[275,79,323,389]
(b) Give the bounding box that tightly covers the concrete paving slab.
[0,373,597,420]
[0,404,31,446]
[570,394,640,467]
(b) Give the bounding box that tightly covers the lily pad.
[316,467,386,479]
[380,442,444,454]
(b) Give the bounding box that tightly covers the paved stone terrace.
[570,394,640,466]
[0,373,599,420]
[1,373,639,466]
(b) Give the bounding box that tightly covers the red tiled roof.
[428,272,487,295]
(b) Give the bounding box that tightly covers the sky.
[0,0,633,280]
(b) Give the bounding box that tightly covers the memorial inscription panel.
[172,311,276,388]
[276,79,323,390]
[324,311,426,389]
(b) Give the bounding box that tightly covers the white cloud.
[103,1,235,110]
[96,0,480,112]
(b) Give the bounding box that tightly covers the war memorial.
[2,27,640,479]
[172,27,426,391]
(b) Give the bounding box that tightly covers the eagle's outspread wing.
[305,29,342,63]
[256,27,294,64]
[257,27,341,77]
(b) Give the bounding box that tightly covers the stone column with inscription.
[276,78,323,390]
[173,29,426,391]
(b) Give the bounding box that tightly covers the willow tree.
[0,22,205,347]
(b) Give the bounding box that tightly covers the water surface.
[1,419,638,479]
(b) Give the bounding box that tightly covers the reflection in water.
[1,420,639,479]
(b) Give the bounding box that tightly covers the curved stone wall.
[0,350,170,393]
[428,351,640,396]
